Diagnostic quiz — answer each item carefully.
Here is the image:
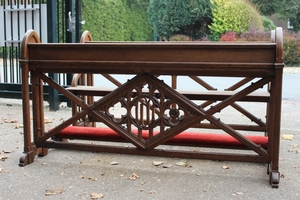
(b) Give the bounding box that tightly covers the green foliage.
[180,0,212,40]
[81,0,152,41]
[82,0,124,41]
[147,0,191,40]
[278,0,300,32]
[250,0,300,32]
[284,31,300,66]
[249,0,281,16]
[147,0,212,40]
[261,16,276,32]
[209,0,263,40]
[125,4,153,41]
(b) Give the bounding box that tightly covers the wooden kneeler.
[55,126,268,150]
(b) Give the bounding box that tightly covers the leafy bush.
[147,0,212,40]
[209,0,263,40]
[284,31,300,66]
[220,31,237,41]
[124,3,154,41]
[148,0,191,40]
[81,0,152,41]
[261,16,276,32]
[82,0,125,41]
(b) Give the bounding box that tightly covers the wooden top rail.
[20,28,283,77]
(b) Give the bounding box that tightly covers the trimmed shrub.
[81,0,152,41]
[82,0,125,41]
[147,0,212,40]
[123,3,153,41]
[147,0,192,40]
[209,0,263,40]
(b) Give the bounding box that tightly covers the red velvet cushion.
[56,126,268,149]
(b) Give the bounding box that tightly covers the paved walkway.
[0,97,299,199]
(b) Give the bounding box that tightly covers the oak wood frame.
[19,28,284,188]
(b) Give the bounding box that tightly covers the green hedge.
[81,0,153,41]
[125,5,153,41]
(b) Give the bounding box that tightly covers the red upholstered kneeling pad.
[55,126,268,149]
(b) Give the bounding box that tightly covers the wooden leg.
[38,148,49,157]
[268,67,283,188]
[269,168,280,188]
[19,148,48,166]
[20,63,36,167]
[19,151,36,167]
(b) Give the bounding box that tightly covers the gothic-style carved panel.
[88,73,204,149]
